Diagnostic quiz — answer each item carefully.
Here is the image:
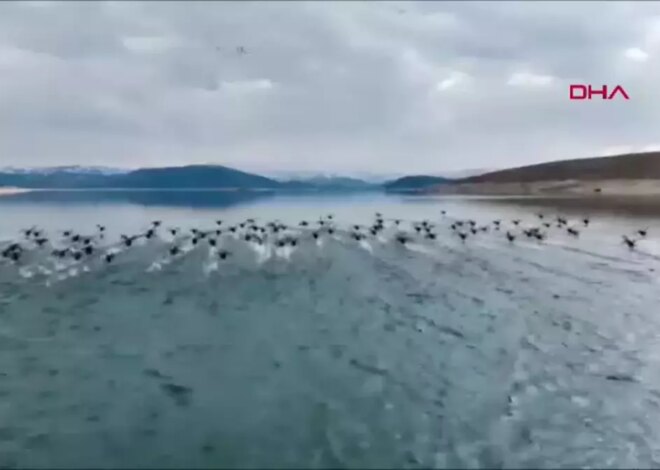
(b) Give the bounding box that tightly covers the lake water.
[2,190,660,468]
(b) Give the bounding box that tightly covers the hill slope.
[433,151,660,196]
[460,151,660,184]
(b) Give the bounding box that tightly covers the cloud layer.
[1,1,659,174]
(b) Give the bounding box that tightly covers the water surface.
[1,191,660,468]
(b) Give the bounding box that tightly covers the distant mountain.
[383,175,451,192]
[0,165,281,189]
[110,165,280,189]
[280,176,378,191]
[0,164,381,191]
[0,165,128,175]
[262,170,404,184]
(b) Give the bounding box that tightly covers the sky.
[1,1,660,175]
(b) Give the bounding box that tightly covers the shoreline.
[0,187,31,196]
[430,179,660,197]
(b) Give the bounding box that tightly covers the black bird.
[396,235,408,245]
[457,232,468,242]
[72,251,82,261]
[583,218,590,227]
[35,238,48,247]
[290,238,297,247]
[543,222,551,228]
[312,232,319,240]
[218,250,230,260]
[567,227,579,237]
[537,213,545,219]
[97,225,106,232]
[470,228,477,235]
[638,229,648,237]
[144,229,155,240]
[328,228,335,235]
[352,233,362,241]
[426,232,436,240]
[216,220,223,226]
[72,234,81,243]
[84,245,94,256]
[229,226,237,233]
[512,219,521,226]
[105,253,114,263]
[191,238,198,246]
[622,235,637,250]
[506,231,515,243]
[63,230,72,237]
[208,238,217,247]
[169,228,179,236]
[152,220,162,227]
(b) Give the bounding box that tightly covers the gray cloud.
[1,1,659,174]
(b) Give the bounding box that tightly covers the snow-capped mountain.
[261,170,404,183]
[0,165,129,175]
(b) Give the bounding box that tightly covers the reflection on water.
[0,189,276,209]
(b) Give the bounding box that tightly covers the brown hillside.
[459,151,660,184]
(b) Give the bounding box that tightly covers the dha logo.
[569,84,629,100]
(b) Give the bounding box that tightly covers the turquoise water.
[1,191,660,468]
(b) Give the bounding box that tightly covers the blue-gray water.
[1,190,660,468]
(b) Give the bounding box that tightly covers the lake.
[1,190,660,468]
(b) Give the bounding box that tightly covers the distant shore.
[431,179,660,197]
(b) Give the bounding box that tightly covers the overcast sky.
[1,1,659,175]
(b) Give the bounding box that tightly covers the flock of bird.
[0,210,652,279]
